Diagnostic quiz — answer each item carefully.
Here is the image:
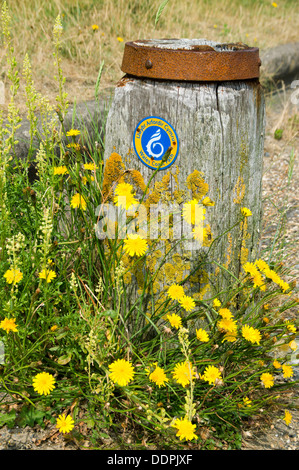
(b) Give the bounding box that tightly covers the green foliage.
[274,128,283,140]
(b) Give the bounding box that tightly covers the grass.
[0,0,298,114]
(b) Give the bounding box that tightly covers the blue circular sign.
[133,116,179,170]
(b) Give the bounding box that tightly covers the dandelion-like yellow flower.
[92,24,99,31]
[201,196,215,206]
[67,143,80,151]
[167,313,182,330]
[4,268,23,285]
[196,328,210,342]
[167,284,184,301]
[182,199,205,225]
[114,182,138,210]
[0,317,18,333]
[149,366,169,387]
[273,359,281,369]
[289,340,297,351]
[172,361,195,387]
[282,364,293,379]
[278,279,290,292]
[285,321,296,334]
[260,372,274,389]
[32,372,55,396]
[123,234,148,257]
[172,418,198,441]
[243,262,259,277]
[283,410,292,426]
[178,295,195,312]
[82,176,94,185]
[83,162,99,171]
[241,207,252,217]
[218,308,234,319]
[71,193,87,211]
[254,259,269,272]
[66,129,80,137]
[54,165,68,175]
[117,36,124,42]
[264,268,281,285]
[202,365,222,385]
[39,269,56,283]
[108,359,135,386]
[213,298,221,308]
[218,317,238,333]
[241,324,261,345]
[51,325,58,332]
[222,332,237,343]
[243,397,252,407]
[272,2,278,7]
[252,272,266,290]
[56,414,75,434]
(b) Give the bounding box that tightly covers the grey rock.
[8,93,112,166]
[260,42,299,85]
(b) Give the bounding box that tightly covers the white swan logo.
[145,128,164,159]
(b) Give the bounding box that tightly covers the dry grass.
[0,0,298,113]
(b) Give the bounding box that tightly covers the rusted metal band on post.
[121,40,261,81]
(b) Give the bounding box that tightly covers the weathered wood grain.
[103,76,265,301]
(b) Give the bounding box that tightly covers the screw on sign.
[103,38,265,312]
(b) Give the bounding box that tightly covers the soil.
[0,84,298,452]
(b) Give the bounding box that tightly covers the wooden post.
[103,39,265,302]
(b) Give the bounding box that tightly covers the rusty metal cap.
[121,39,261,81]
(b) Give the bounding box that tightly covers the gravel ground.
[0,85,298,451]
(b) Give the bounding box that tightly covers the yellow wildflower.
[213,298,221,308]
[201,196,215,206]
[289,340,297,351]
[243,397,252,407]
[196,328,210,342]
[39,269,56,283]
[260,372,274,389]
[182,199,205,225]
[84,162,99,171]
[282,364,293,379]
[54,165,68,175]
[149,366,169,387]
[167,313,182,330]
[4,268,23,285]
[109,359,135,386]
[0,317,18,333]
[241,207,252,217]
[172,418,198,441]
[70,193,87,210]
[202,365,222,385]
[172,361,195,387]
[167,284,184,301]
[56,414,75,433]
[178,295,195,312]
[32,372,55,396]
[218,317,238,333]
[218,308,234,319]
[241,324,261,345]
[283,411,292,426]
[66,129,80,137]
[123,234,148,257]
[285,321,296,334]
